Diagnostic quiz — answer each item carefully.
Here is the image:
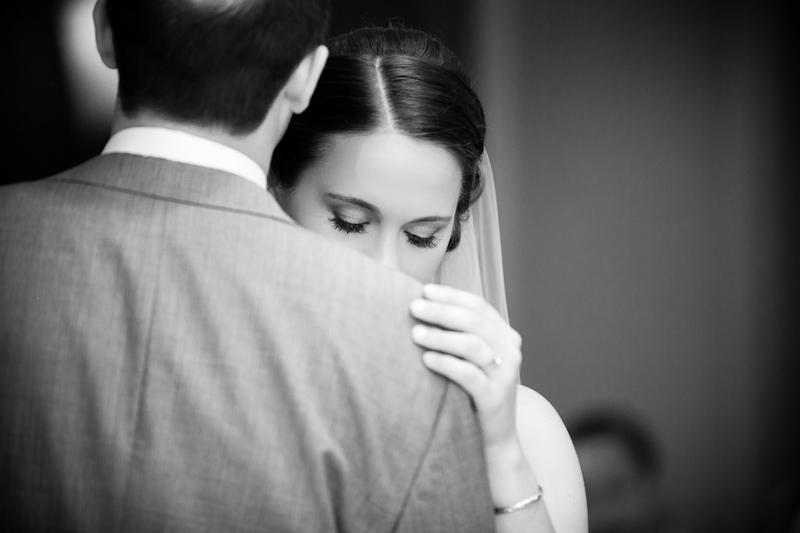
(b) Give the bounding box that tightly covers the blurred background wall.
[2,1,796,531]
[474,1,797,532]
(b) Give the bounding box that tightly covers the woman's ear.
[282,45,329,114]
[93,0,117,69]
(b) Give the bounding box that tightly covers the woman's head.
[271,26,486,281]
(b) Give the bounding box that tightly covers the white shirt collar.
[102,127,267,190]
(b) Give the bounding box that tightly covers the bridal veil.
[433,154,509,322]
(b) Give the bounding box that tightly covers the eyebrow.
[325,193,379,214]
[324,193,452,224]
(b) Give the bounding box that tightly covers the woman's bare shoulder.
[516,386,563,436]
[515,385,588,533]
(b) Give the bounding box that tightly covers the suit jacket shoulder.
[0,155,494,533]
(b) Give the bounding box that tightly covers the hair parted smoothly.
[271,26,487,251]
[105,0,331,134]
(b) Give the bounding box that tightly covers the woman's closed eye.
[405,231,440,249]
[329,214,369,234]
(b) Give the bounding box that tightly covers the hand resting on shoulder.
[411,283,588,533]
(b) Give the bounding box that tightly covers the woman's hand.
[411,284,560,533]
[409,283,522,451]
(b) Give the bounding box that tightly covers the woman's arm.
[516,385,588,533]
[410,283,586,533]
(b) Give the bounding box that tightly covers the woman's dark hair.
[271,26,486,251]
[106,0,330,134]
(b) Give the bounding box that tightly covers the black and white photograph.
[1,1,796,532]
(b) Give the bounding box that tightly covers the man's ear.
[266,170,279,197]
[282,45,329,114]
[93,0,117,69]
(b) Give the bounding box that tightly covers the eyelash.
[329,215,441,249]
[329,215,368,234]
[405,232,440,249]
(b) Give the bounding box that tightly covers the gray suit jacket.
[0,155,495,532]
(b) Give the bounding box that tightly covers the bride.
[270,26,588,533]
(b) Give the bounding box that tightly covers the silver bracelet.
[493,486,544,515]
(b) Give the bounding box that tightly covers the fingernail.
[410,299,426,314]
[412,325,428,338]
[422,284,438,296]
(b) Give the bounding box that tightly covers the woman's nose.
[373,235,401,270]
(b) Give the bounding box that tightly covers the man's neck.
[111,110,276,173]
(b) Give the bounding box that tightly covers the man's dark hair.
[270,26,486,251]
[106,0,330,134]
[568,408,661,478]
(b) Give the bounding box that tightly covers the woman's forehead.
[315,132,461,208]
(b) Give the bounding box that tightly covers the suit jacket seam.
[114,200,168,532]
[50,178,296,227]
[389,382,451,533]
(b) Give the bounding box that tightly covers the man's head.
[94,0,330,135]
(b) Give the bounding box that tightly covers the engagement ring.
[481,354,504,373]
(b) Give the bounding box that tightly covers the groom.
[0,1,494,531]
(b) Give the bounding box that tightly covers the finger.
[410,297,521,353]
[410,299,485,334]
[422,351,488,397]
[411,325,494,366]
[420,285,509,336]
[422,284,498,316]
